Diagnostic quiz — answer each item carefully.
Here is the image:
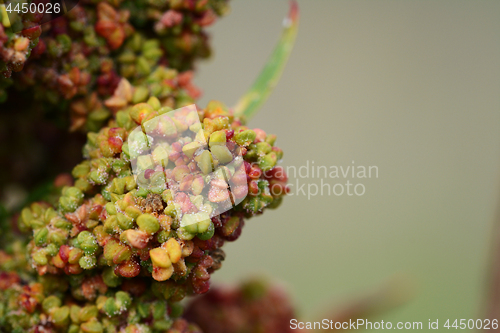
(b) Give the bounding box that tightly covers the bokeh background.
[195,0,500,329]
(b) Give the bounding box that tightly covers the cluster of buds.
[0,269,203,332]
[9,0,228,106]
[0,1,302,331]
[0,4,42,102]
[69,64,199,132]
[0,0,229,197]
[0,63,202,198]
[148,0,230,71]
[0,236,203,332]
[17,0,136,102]
[103,66,199,114]
[5,97,288,332]
[184,279,298,333]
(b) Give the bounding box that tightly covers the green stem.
[233,0,299,123]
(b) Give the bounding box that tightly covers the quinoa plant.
[0,1,303,332]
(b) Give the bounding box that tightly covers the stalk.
[233,0,299,122]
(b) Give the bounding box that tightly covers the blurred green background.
[195,0,500,330]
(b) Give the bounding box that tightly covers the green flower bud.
[32,202,46,217]
[147,96,161,110]
[137,214,160,235]
[70,305,81,324]
[265,134,277,146]
[182,221,198,234]
[77,231,98,255]
[197,218,211,234]
[44,207,58,223]
[209,130,226,147]
[75,178,92,192]
[150,171,166,188]
[267,196,283,209]
[137,56,151,75]
[69,325,80,333]
[46,243,58,256]
[118,51,136,63]
[244,145,258,160]
[110,193,123,204]
[137,155,154,171]
[256,142,272,155]
[258,152,278,172]
[105,202,117,215]
[73,163,90,178]
[80,319,103,333]
[42,295,62,313]
[234,130,256,146]
[30,218,46,229]
[182,141,203,159]
[133,86,150,104]
[197,150,213,175]
[137,302,150,319]
[117,213,134,230]
[136,187,149,198]
[59,196,78,212]
[177,227,195,241]
[157,230,172,243]
[79,305,98,322]
[104,215,119,234]
[152,301,166,320]
[89,170,103,184]
[79,255,97,269]
[68,248,84,264]
[116,111,134,131]
[103,298,119,316]
[33,250,48,265]
[143,39,160,52]
[56,34,72,53]
[103,240,132,264]
[52,306,70,327]
[125,176,137,191]
[197,222,215,240]
[162,189,173,203]
[34,227,49,246]
[130,103,154,124]
[49,230,66,246]
[54,218,72,230]
[115,291,132,309]
[111,177,127,195]
[125,205,142,219]
[222,216,241,236]
[19,207,34,230]
[64,187,84,200]
[210,145,233,164]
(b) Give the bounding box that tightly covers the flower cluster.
[0,268,203,332]
[3,97,288,332]
[0,4,42,102]
[0,1,300,331]
[12,0,228,104]
[184,279,298,333]
[0,0,229,197]
[143,0,230,71]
